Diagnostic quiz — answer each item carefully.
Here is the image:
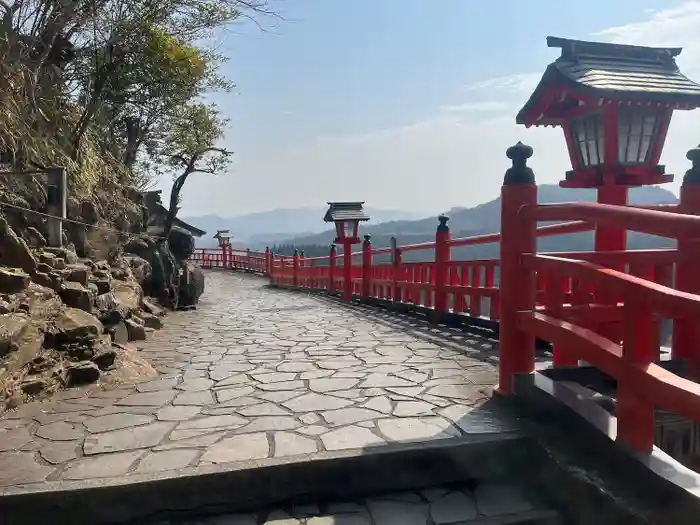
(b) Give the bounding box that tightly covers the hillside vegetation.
[0,0,271,235]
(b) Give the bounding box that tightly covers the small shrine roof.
[323,202,370,223]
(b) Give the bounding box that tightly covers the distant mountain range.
[271,184,679,262]
[181,207,422,249]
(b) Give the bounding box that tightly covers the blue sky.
[172,0,700,217]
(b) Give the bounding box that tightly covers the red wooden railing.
[189,247,268,274]
[192,143,700,455]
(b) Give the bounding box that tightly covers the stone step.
[172,479,562,525]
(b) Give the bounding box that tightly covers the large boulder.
[59,281,93,312]
[178,262,204,308]
[123,255,151,287]
[0,268,30,294]
[54,307,103,342]
[0,217,37,274]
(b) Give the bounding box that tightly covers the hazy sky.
[166,0,700,217]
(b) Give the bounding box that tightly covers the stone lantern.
[323,202,370,301]
[516,36,700,251]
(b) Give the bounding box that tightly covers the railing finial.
[437,214,450,233]
[363,234,372,245]
[504,142,535,185]
[294,248,299,256]
[683,144,700,185]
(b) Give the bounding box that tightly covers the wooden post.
[498,142,538,395]
[299,250,306,287]
[391,237,402,303]
[433,215,451,323]
[618,302,655,452]
[265,247,271,276]
[329,244,337,294]
[292,249,299,288]
[673,145,700,373]
[46,167,67,247]
[343,241,353,301]
[362,234,372,301]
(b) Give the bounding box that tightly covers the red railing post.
[498,142,537,395]
[292,249,299,288]
[433,214,451,323]
[618,302,655,452]
[362,234,372,301]
[391,237,402,302]
[343,241,353,301]
[299,250,306,287]
[673,145,700,372]
[221,245,229,270]
[329,244,337,294]
[265,247,271,276]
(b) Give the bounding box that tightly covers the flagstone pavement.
[0,271,520,490]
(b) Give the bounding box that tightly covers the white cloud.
[464,73,542,94]
[180,3,700,217]
[440,101,511,113]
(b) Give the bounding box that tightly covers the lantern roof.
[517,36,700,126]
[213,229,232,239]
[323,202,370,223]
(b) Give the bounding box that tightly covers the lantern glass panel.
[344,220,356,239]
[618,111,659,164]
[572,114,604,167]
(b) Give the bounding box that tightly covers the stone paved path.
[0,271,519,489]
[176,480,557,524]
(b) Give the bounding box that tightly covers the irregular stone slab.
[215,386,256,403]
[429,491,477,523]
[359,374,417,388]
[116,390,176,407]
[0,452,55,486]
[251,372,297,383]
[83,421,173,455]
[321,426,385,451]
[157,405,202,421]
[155,431,227,451]
[307,516,371,525]
[239,416,299,433]
[282,393,353,413]
[62,451,142,480]
[367,500,428,525]
[392,401,436,417]
[200,433,269,463]
[273,431,317,457]
[309,378,359,393]
[0,426,32,451]
[238,402,290,416]
[84,413,154,433]
[321,407,383,426]
[177,414,247,431]
[362,396,393,414]
[474,482,533,516]
[377,417,460,442]
[174,390,214,406]
[317,359,363,370]
[299,413,321,425]
[35,421,83,441]
[136,449,199,473]
[258,390,302,403]
[277,362,318,372]
[255,380,305,392]
[177,378,214,391]
[215,373,250,387]
[298,425,329,436]
[38,442,79,464]
[426,385,482,401]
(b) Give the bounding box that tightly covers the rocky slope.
[0,215,180,413]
